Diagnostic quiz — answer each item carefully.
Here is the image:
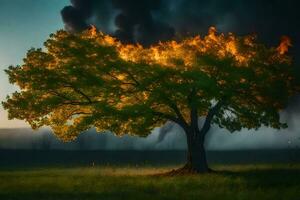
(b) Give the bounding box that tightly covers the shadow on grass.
[214,167,300,188]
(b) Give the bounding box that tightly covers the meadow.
[1,164,300,200]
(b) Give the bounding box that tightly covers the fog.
[0,121,299,151]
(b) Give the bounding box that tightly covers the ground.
[0,164,300,200]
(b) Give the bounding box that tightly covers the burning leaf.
[277,36,292,55]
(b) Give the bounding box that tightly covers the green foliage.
[2,28,298,140]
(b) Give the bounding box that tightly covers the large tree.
[3,27,298,173]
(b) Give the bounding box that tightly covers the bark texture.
[165,100,223,175]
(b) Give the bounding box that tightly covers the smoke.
[61,0,93,32]
[157,121,175,143]
[1,127,300,150]
[61,0,175,46]
[61,0,300,48]
[112,0,175,46]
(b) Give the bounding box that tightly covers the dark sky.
[61,0,300,54]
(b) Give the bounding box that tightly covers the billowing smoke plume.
[61,0,93,32]
[112,0,174,46]
[61,0,175,46]
[61,0,300,49]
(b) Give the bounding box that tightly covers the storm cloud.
[61,0,300,50]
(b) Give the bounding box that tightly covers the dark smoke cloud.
[61,0,300,49]
[61,0,93,32]
[157,121,175,143]
[112,0,174,46]
[61,0,175,46]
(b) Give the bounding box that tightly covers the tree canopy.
[3,26,297,141]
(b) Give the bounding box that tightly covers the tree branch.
[188,87,198,131]
[162,98,188,128]
[121,68,141,87]
[200,100,224,136]
[106,72,137,86]
[58,80,93,103]
[66,111,92,120]
[64,85,93,103]
[49,90,72,101]
[151,110,183,126]
[49,90,101,105]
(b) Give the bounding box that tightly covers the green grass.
[0,164,300,200]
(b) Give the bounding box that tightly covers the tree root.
[156,164,214,177]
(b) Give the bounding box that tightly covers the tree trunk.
[162,100,222,175]
[185,129,210,173]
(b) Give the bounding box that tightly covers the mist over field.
[1,121,299,151]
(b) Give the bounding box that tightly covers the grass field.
[0,164,300,200]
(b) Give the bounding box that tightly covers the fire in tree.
[2,26,298,173]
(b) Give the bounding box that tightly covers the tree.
[2,26,298,173]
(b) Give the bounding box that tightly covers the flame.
[240,78,247,83]
[89,25,97,37]
[116,27,255,68]
[277,36,292,55]
[207,26,218,41]
[84,26,289,69]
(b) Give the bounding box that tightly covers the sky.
[0,0,68,128]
